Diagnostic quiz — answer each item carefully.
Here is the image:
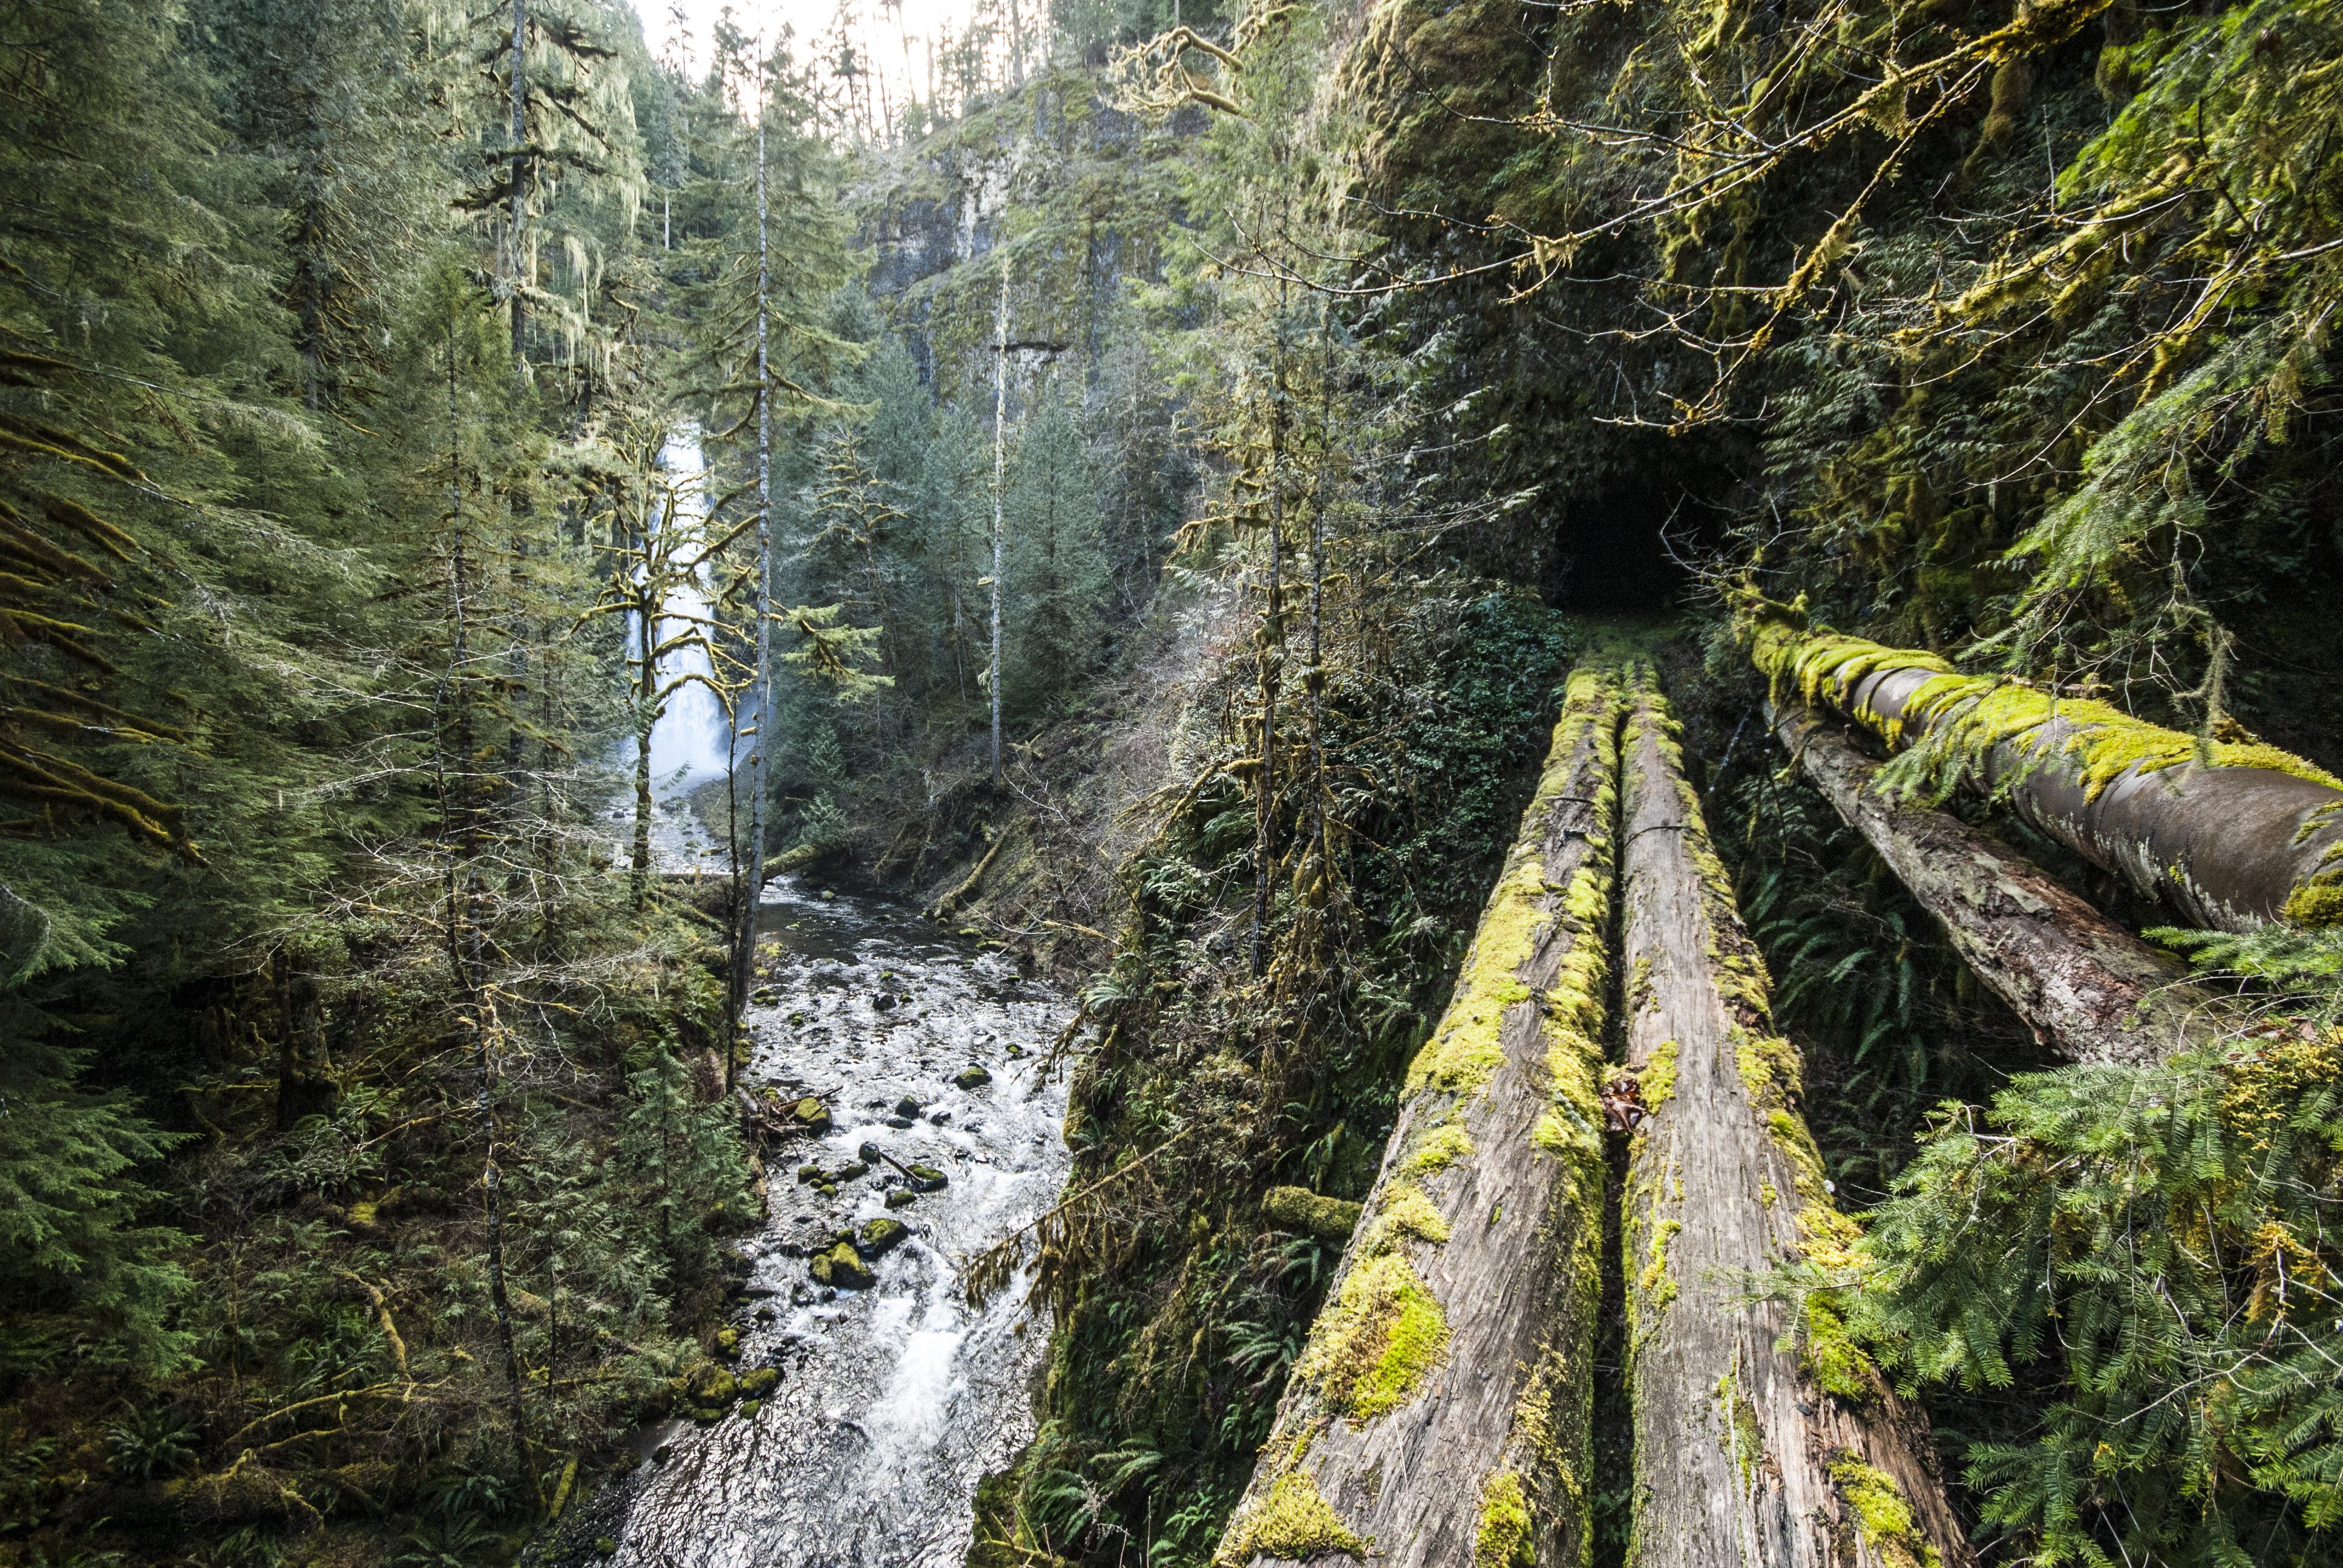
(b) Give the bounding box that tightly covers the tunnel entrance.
[1540,443,1743,613]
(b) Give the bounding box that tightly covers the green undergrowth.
[979,584,1577,1566]
[0,929,760,1567]
[1689,639,2343,1564]
[1839,1023,2343,1566]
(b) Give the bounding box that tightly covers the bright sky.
[647,0,992,119]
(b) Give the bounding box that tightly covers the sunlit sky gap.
[648,0,1012,129]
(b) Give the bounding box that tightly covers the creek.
[565,875,1072,1568]
[574,420,1071,1566]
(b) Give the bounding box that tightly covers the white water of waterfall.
[614,426,733,872]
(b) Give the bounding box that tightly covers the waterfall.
[630,426,733,787]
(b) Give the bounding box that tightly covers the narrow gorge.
[3,0,2340,1563]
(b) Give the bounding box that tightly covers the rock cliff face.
[849,77,1197,395]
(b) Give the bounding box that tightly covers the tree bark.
[1219,668,1622,1568]
[1742,607,2343,931]
[989,253,1008,788]
[1771,704,2221,1065]
[1621,677,1970,1568]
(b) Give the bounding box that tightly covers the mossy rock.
[907,1164,948,1192]
[884,1187,917,1210]
[810,1241,875,1290]
[713,1327,741,1359]
[791,1097,832,1132]
[834,1161,870,1182]
[1263,1184,1366,1242]
[894,1095,923,1117]
[738,1399,761,1419]
[954,1065,992,1089]
[856,1217,911,1257]
[749,987,777,1006]
[670,1361,739,1410]
[739,1365,780,1398]
[594,1538,618,1555]
[796,1163,824,1184]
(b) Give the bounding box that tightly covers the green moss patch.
[1407,1120,1475,1175]
[1827,1454,1939,1568]
[1216,1472,1369,1565]
[1752,615,2343,843]
[1264,1186,1367,1241]
[1294,1252,1450,1420]
[1368,1180,1452,1249]
[1475,1470,1536,1568]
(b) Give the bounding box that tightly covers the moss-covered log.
[1216,667,1623,1568]
[1621,676,1970,1568]
[1773,704,2222,1065]
[1742,603,2343,931]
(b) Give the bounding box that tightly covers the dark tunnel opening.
[1542,478,1725,613]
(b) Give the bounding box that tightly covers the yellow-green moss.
[1264,1186,1367,1242]
[1408,669,1624,1100]
[1757,616,2343,806]
[1369,1181,1452,1249]
[1406,855,1551,1097]
[1827,1454,1941,1568]
[1475,1471,1536,1568]
[1407,1120,1475,1175]
[1294,1252,1450,1420]
[1533,863,1613,1161]
[1715,1368,1767,1491]
[1216,1472,1369,1566]
[1636,1216,1682,1306]
[2283,874,2343,928]
[1800,1295,1873,1402]
[1640,1037,1679,1110]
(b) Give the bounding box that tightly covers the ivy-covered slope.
[1340,0,2343,768]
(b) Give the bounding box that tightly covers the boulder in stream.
[810,1241,874,1290]
[855,1217,910,1257]
[954,1066,992,1089]
[894,1095,923,1117]
[790,1097,831,1133]
[884,1188,916,1210]
[906,1163,948,1192]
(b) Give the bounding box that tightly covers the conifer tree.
[1003,385,1107,721]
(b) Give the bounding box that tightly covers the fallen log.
[1772,703,2223,1065]
[1738,596,2343,931]
[654,843,825,918]
[1217,667,1622,1568]
[1620,676,1971,1568]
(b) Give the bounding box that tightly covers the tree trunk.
[272,950,335,1129]
[1741,606,2343,930]
[1620,676,1970,1568]
[1772,703,2220,1065]
[1218,668,1622,1568]
[1249,371,1283,982]
[733,97,774,1085]
[989,253,1008,788]
[630,600,654,911]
